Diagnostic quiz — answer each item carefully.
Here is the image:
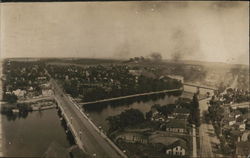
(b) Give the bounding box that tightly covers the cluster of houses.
[115,129,188,157]
[214,87,250,106]
[221,106,250,157]
[6,83,54,101]
[4,61,52,101]
[115,105,192,157]
[151,106,191,134]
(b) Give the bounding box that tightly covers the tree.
[145,111,152,121]
[208,101,224,124]
[106,109,145,133]
[203,111,210,123]
[188,94,201,127]
[4,93,18,104]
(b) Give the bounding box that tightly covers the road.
[192,124,197,157]
[51,79,124,158]
[199,98,221,158]
[199,75,240,157]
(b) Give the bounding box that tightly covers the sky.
[0,1,249,65]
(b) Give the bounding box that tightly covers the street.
[199,98,221,158]
[51,79,124,158]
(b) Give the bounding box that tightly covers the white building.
[165,140,187,156]
[12,89,26,98]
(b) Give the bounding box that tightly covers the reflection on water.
[84,92,182,131]
[2,109,71,157]
[1,89,195,156]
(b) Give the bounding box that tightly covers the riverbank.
[32,105,56,111]
[1,99,57,115]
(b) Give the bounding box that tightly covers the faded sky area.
[0,1,249,65]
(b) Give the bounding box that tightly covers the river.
[84,92,192,131]
[2,109,71,157]
[1,76,199,157]
[84,85,211,132]
[1,92,187,157]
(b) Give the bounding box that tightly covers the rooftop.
[165,119,187,129]
[173,108,190,114]
[165,139,188,150]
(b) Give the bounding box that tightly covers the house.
[12,89,26,98]
[151,107,159,116]
[235,141,250,158]
[12,109,20,113]
[223,116,236,126]
[115,132,148,144]
[151,108,167,122]
[230,110,242,119]
[167,114,175,119]
[38,76,47,80]
[165,120,188,133]
[41,83,51,89]
[165,139,187,156]
[234,122,246,132]
[229,119,236,126]
[173,108,190,117]
[42,89,54,96]
[175,114,189,120]
[151,113,167,122]
[241,131,250,142]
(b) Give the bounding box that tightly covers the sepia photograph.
[0,1,249,158]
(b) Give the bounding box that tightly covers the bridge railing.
[183,83,218,91]
[55,97,86,152]
[67,96,128,158]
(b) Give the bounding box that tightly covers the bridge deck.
[51,79,126,158]
[183,83,218,91]
[80,88,183,105]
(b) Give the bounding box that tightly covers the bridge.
[183,83,218,91]
[51,79,127,158]
[80,88,183,105]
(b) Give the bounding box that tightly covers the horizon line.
[1,57,249,66]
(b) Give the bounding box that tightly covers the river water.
[84,94,180,131]
[1,81,198,157]
[84,87,201,131]
[2,109,71,157]
[1,93,183,157]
